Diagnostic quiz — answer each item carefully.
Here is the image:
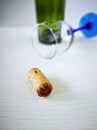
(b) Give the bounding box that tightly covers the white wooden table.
[0,27,97,130]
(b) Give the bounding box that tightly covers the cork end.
[37,82,53,97]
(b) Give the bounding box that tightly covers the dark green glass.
[35,0,66,44]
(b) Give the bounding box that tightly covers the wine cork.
[28,68,53,97]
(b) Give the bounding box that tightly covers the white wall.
[0,0,36,27]
[0,0,97,27]
[65,0,97,28]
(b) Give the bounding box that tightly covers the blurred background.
[0,0,97,27]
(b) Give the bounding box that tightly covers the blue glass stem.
[67,22,92,35]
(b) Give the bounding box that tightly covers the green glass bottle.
[35,0,66,44]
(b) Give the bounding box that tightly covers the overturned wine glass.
[32,12,97,59]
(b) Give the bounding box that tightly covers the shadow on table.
[48,77,75,101]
